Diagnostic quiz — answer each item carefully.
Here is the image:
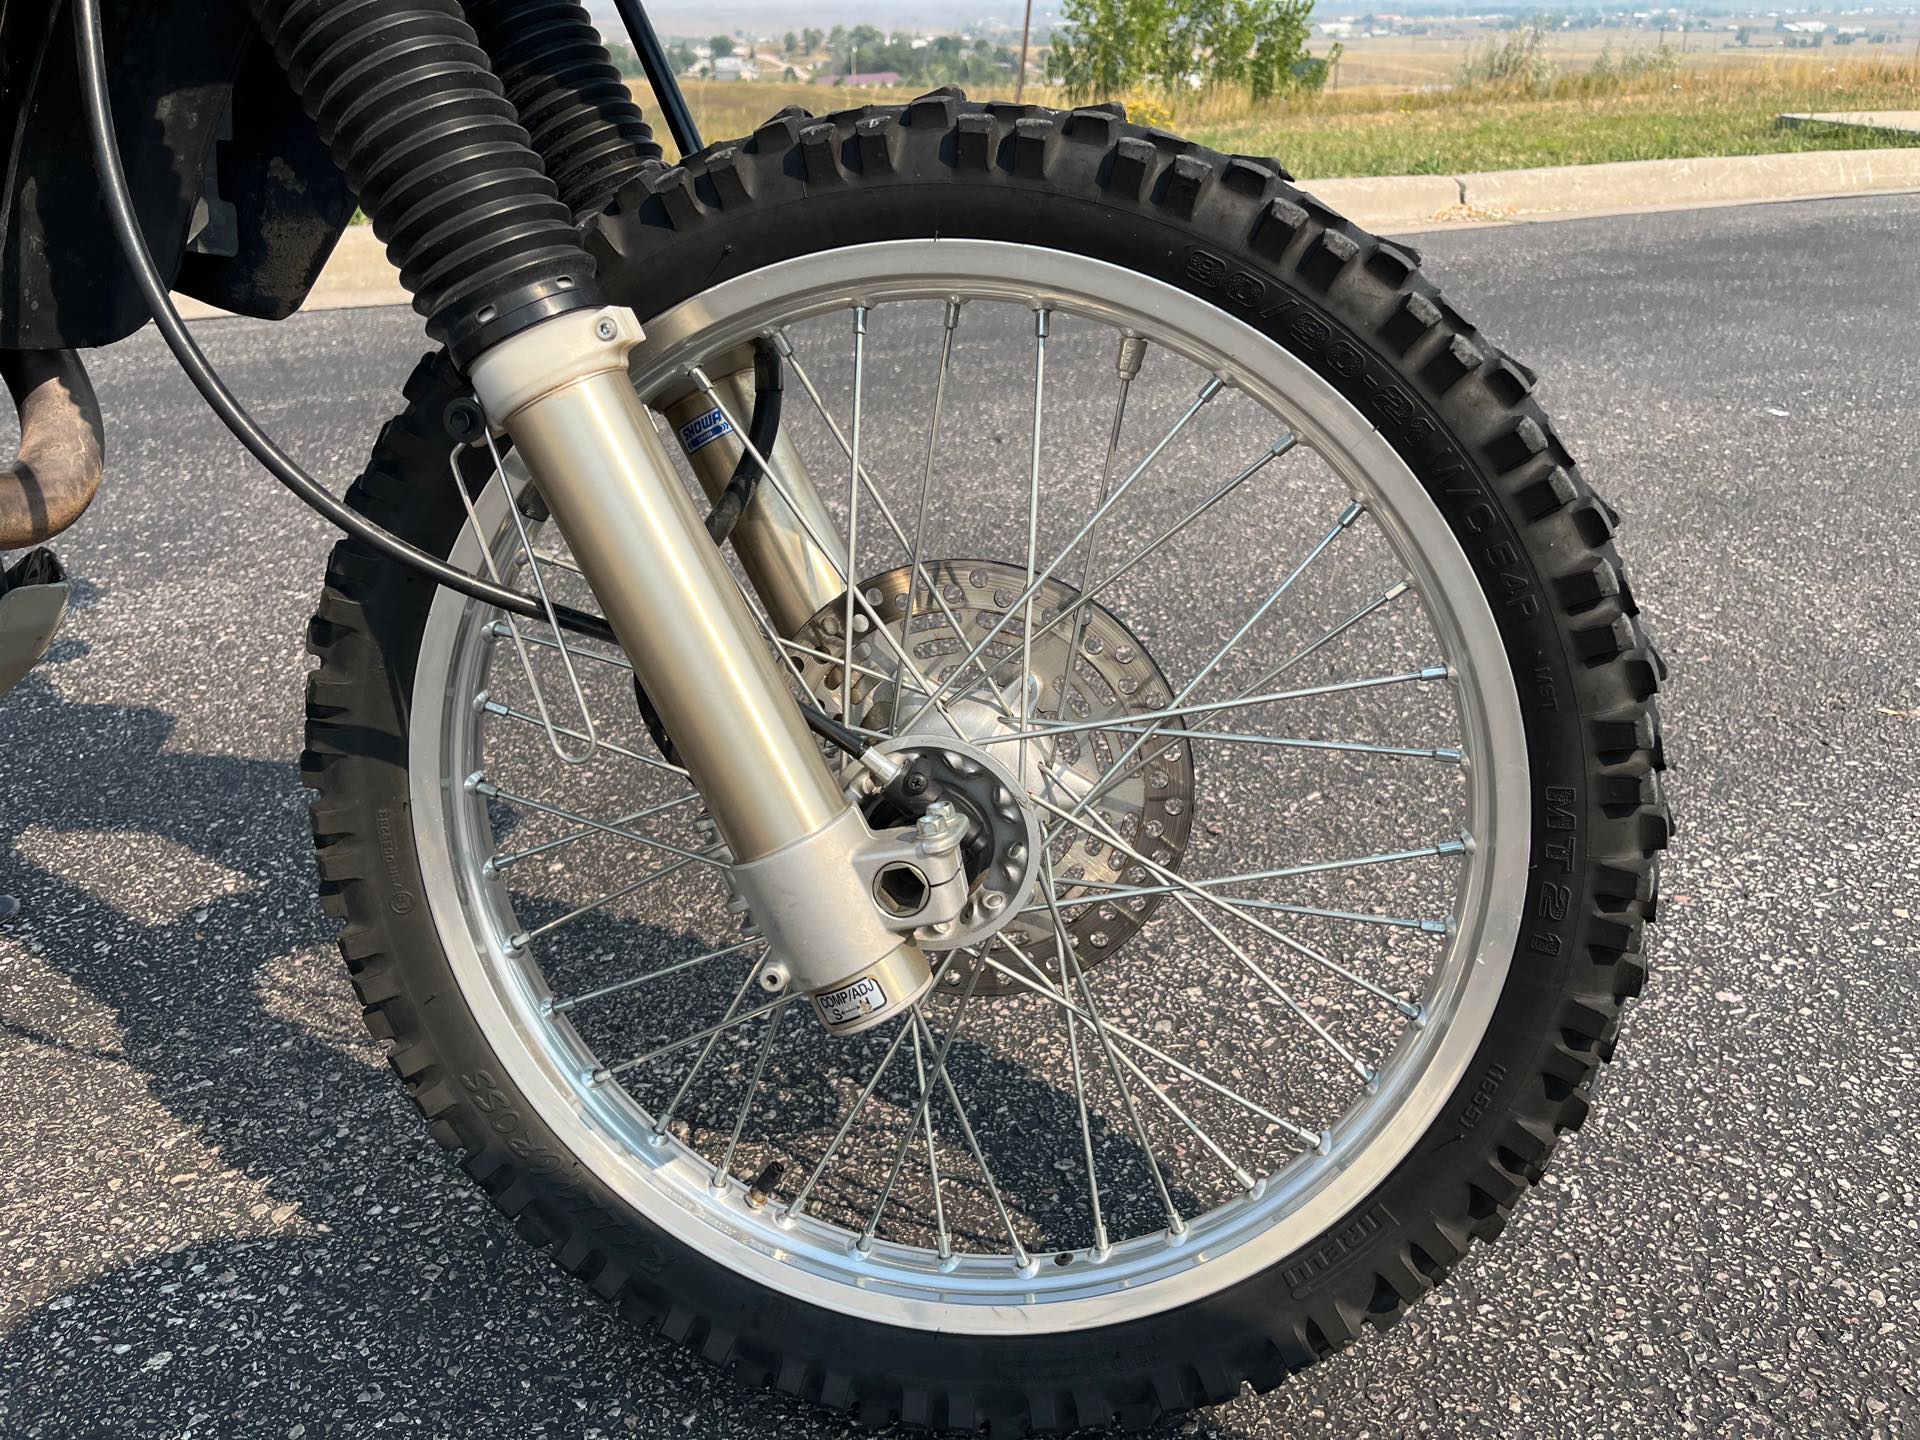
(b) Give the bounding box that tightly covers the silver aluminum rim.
[408,240,1530,1334]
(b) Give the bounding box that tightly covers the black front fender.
[0,0,354,351]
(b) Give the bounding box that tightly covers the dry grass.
[1177,56,1920,177]
[615,59,1919,181]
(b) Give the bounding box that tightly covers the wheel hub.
[790,559,1197,991]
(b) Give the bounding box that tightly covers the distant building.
[711,55,759,80]
[813,70,904,86]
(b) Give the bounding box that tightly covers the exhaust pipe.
[1,348,105,550]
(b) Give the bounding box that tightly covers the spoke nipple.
[464,771,488,793]
[538,995,557,1016]
[480,857,500,878]
[1198,376,1225,402]
[853,1235,875,1256]
[1422,917,1450,936]
[504,931,529,953]
[646,1129,667,1149]
[1317,1130,1334,1156]
[769,329,795,357]
[1407,1002,1429,1028]
[1456,830,1476,854]
[588,1066,610,1086]
[471,689,492,713]
[1338,499,1366,527]
[1035,307,1051,338]
[852,305,869,334]
[1388,578,1414,599]
[939,1252,960,1273]
[1436,746,1465,766]
[1167,1218,1189,1241]
[1015,1254,1039,1278]
[1235,1169,1257,1192]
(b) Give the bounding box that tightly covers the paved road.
[2,192,1915,1438]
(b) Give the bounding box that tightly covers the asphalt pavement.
[1,192,1916,1438]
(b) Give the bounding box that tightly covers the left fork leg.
[251,0,936,1033]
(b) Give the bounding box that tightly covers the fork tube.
[471,312,844,859]
[659,372,845,635]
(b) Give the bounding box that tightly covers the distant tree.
[783,30,797,53]
[784,65,798,79]
[802,26,824,52]
[1049,0,1319,102]
[709,34,735,58]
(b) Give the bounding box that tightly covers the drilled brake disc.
[789,560,1196,991]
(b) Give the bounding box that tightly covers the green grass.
[1177,59,1920,178]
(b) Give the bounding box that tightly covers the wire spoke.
[713,1000,789,1191]
[594,993,790,1081]
[1062,576,1417,815]
[996,939,1257,1193]
[983,666,1448,746]
[774,330,1021,726]
[1038,852,1184,1234]
[896,300,962,695]
[506,853,710,951]
[786,1015,919,1220]
[842,306,867,721]
[909,1022,954,1261]
[1028,838,1468,913]
[552,935,765,1014]
[897,375,1228,732]
[1043,726,1462,763]
[685,365,1014,740]
[857,968,983,1249]
[470,778,729,871]
[1038,430,1298,668]
[1054,500,1366,828]
[448,444,596,766]
[911,1006,1033,1268]
[653,955,767,1136]
[1033,789,1423,1018]
[977,951,1321,1147]
[485,790,703,874]
[1019,308,1049,784]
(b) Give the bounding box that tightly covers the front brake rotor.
[788,559,1195,991]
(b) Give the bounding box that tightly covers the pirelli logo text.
[1282,1202,1395,1297]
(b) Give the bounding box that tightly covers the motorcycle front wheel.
[302,93,1668,1433]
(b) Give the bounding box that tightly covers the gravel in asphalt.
[1,192,1916,1439]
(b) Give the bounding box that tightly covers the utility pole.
[1016,0,1034,102]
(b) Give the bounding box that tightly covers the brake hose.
[71,0,873,763]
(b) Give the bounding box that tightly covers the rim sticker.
[677,407,734,455]
[816,975,887,1026]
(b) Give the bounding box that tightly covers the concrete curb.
[1305,146,1920,234]
[177,146,1920,319]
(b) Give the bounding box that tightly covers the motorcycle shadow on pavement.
[0,673,1256,1440]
